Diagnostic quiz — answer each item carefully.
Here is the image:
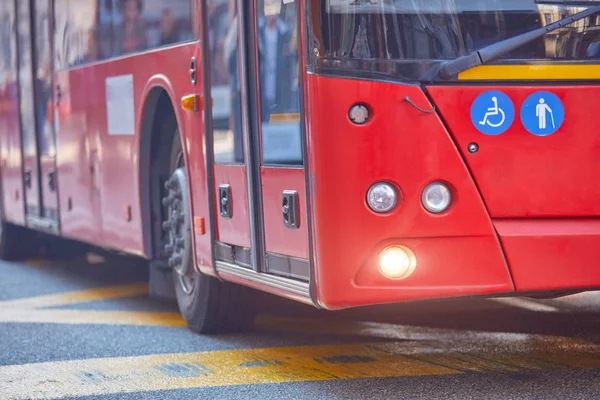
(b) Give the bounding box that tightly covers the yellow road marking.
[1,338,600,399]
[0,283,149,310]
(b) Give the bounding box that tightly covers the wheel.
[161,128,257,334]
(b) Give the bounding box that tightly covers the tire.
[175,272,258,334]
[163,124,257,334]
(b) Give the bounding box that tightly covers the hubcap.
[162,167,195,295]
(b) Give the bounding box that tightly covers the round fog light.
[422,182,451,213]
[378,245,416,279]
[367,182,398,213]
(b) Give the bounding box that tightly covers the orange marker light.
[181,94,199,112]
[194,217,206,235]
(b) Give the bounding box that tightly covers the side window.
[16,0,37,157]
[0,0,16,87]
[256,0,302,165]
[34,0,55,156]
[54,0,99,69]
[55,0,196,70]
[209,0,245,164]
[53,0,70,71]
[110,0,194,57]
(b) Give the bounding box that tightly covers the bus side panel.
[103,45,200,256]
[55,44,200,257]
[51,1,211,262]
[54,69,103,244]
[0,82,25,225]
[83,61,144,254]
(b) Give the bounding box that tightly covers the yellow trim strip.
[269,112,301,123]
[458,64,600,81]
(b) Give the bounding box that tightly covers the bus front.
[305,0,600,308]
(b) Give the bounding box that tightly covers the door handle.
[189,57,197,85]
[218,184,232,218]
[282,190,299,229]
[24,170,31,188]
[55,84,62,105]
[48,169,56,192]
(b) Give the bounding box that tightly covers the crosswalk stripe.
[2,337,600,399]
[0,308,186,326]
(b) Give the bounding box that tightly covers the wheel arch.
[138,76,189,260]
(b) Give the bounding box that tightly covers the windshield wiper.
[431,4,600,80]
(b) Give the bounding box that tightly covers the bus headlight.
[367,182,398,213]
[422,182,451,213]
[378,245,416,279]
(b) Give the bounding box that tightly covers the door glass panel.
[34,0,54,157]
[0,0,16,86]
[209,0,245,164]
[256,0,302,165]
[16,0,37,159]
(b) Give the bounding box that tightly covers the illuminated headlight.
[422,182,452,213]
[367,182,398,213]
[378,245,416,279]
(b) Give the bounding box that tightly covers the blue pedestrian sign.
[470,90,515,135]
[520,91,564,136]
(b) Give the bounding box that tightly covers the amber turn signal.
[181,94,199,112]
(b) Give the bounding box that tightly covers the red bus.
[2,0,600,333]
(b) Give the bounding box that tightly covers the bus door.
[204,0,254,270]
[15,0,59,232]
[204,0,310,283]
[248,0,310,280]
[0,0,25,225]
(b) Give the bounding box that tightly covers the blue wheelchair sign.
[520,91,564,136]
[471,90,515,135]
[470,90,515,135]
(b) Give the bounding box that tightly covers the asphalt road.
[1,252,600,399]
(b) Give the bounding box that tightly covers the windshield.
[307,0,600,80]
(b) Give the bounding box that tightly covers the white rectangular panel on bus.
[106,74,135,135]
